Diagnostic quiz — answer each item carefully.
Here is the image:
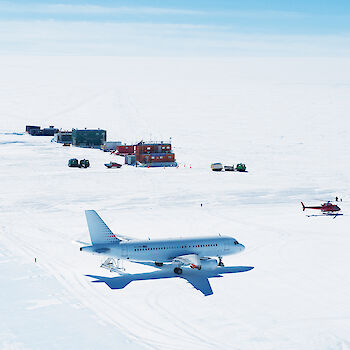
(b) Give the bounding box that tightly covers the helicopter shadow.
[306,213,343,219]
[86,266,254,296]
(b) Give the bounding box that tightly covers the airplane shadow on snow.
[86,266,254,296]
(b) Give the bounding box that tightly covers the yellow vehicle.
[211,163,223,171]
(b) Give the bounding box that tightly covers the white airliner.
[80,210,245,275]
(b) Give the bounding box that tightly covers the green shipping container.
[72,129,106,148]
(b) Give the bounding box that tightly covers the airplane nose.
[238,244,245,251]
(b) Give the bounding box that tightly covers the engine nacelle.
[200,258,217,271]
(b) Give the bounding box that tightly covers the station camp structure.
[26,125,59,136]
[54,131,72,144]
[71,129,106,148]
[116,141,177,167]
[25,124,176,168]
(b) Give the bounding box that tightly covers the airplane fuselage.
[82,235,244,262]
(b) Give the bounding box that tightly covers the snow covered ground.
[1,56,350,349]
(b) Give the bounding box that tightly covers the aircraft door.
[121,245,128,259]
[223,241,230,254]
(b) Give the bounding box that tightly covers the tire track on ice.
[1,203,180,349]
[144,283,222,350]
[0,224,159,350]
[3,223,213,350]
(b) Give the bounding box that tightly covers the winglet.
[301,202,305,211]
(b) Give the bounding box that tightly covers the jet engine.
[200,258,217,271]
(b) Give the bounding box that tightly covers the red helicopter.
[301,201,341,213]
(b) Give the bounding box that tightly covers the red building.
[117,141,177,167]
[116,145,135,155]
[135,142,175,165]
[135,143,172,156]
[137,153,175,164]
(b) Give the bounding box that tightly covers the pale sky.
[1,0,350,56]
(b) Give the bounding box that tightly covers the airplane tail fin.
[85,210,121,245]
[301,202,305,211]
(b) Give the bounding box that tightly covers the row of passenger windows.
[134,243,218,252]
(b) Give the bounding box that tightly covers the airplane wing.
[183,275,213,296]
[130,254,203,270]
[127,259,215,296]
[130,261,166,269]
[73,240,90,246]
[116,234,134,241]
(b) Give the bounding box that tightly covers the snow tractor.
[236,163,247,172]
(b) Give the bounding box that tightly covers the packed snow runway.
[1,57,350,349]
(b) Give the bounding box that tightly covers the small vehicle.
[68,158,80,168]
[68,158,90,168]
[211,163,223,171]
[301,201,341,213]
[224,165,234,171]
[104,162,122,169]
[80,159,90,168]
[236,163,247,172]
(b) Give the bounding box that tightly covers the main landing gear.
[174,267,183,274]
[218,257,224,267]
[100,258,125,273]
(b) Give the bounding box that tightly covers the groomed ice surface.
[1,57,350,350]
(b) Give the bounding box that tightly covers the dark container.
[72,129,106,148]
[117,145,135,155]
[26,125,40,133]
